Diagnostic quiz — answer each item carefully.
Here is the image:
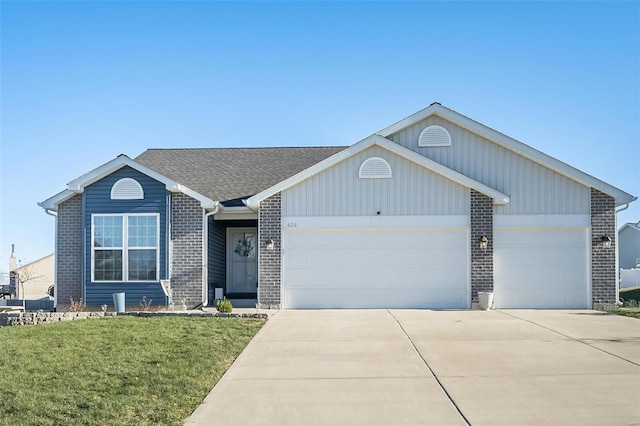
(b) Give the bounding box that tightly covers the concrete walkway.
[185,310,640,425]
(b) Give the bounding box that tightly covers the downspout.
[615,203,630,214]
[614,203,629,304]
[44,208,58,310]
[202,202,220,307]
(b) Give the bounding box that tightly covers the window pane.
[94,250,123,281]
[128,249,157,281]
[94,216,123,248]
[129,216,157,247]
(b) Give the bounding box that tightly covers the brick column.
[591,188,616,307]
[470,190,493,304]
[170,193,203,308]
[56,194,84,309]
[258,193,281,307]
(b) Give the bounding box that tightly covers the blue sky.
[1,1,639,270]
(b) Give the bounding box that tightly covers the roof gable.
[39,155,216,211]
[378,103,635,206]
[619,222,640,234]
[246,134,509,210]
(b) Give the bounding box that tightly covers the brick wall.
[170,193,203,308]
[470,190,493,303]
[591,188,616,306]
[56,194,83,308]
[258,193,281,307]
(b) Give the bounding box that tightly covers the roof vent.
[418,125,451,147]
[359,157,392,179]
[111,178,144,200]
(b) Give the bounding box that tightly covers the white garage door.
[283,227,469,309]
[494,228,589,309]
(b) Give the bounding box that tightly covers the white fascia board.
[378,103,636,206]
[619,223,640,234]
[375,135,510,204]
[245,137,376,210]
[246,134,509,209]
[377,103,442,137]
[38,189,78,211]
[65,155,217,209]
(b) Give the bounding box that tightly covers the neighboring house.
[619,222,640,269]
[39,103,636,310]
[10,254,55,300]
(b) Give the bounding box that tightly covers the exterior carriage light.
[601,234,612,249]
[479,236,489,250]
[266,239,275,251]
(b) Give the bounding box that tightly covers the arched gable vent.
[359,157,392,179]
[111,178,144,200]
[418,125,452,147]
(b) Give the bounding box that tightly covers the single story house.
[39,103,636,310]
[618,221,640,269]
[9,253,55,300]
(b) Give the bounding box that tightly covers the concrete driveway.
[186,310,640,425]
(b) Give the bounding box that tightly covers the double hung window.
[92,214,159,282]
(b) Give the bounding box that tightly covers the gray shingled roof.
[135,147,347,206]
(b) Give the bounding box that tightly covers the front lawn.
[0,316,265,425]
[609,307,640,319]
[614,287,640,318]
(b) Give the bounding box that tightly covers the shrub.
[139,296,153,311]
[67,297,84,312]
[216,297,233,313]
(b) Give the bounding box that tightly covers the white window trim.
[91,213,160,283]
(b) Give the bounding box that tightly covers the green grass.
[609,307,640,319]
[605,287,640,319]
[0,316,265,426]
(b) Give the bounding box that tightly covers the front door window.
[227,228,258,294]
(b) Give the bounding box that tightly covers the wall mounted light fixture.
[266,239,275,251]
[601,234,612,249]
[479,236,489,250]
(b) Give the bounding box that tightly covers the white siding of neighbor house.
[282,146,470,217]
[388,116,590,215]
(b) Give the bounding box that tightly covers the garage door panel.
[496,288,587,309]
[285,287,468,309]
[283,227,469,309]
[497,248,585,268]
[494,228,588,309]
[497,230,585,247]
[497,267,586,290]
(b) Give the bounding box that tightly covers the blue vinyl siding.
[85,283,167,307]
[83,166,169,306]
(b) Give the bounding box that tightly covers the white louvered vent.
[359,157,392,179]
[111,178,144,200]
[418,125,452,147]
